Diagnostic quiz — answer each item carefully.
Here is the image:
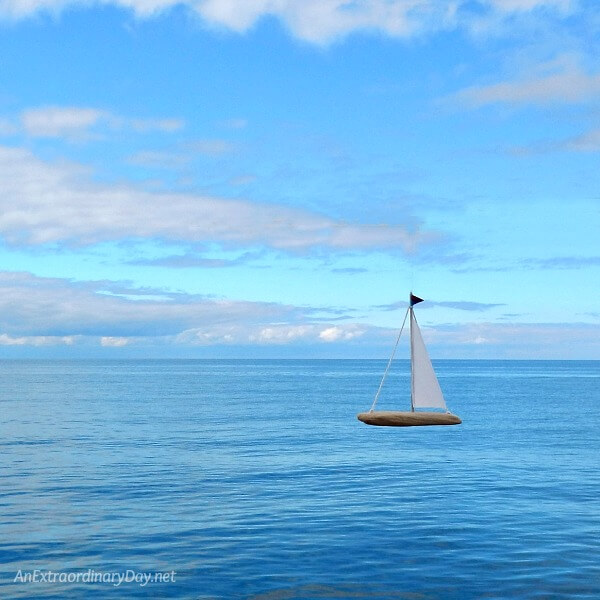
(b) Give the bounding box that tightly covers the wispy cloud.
[221,118,247,129]
[0,333,76,346]
[128,117,183,133]
[186,139,236,156]
[331,267,369,274]
[375,299,505,312]
[562,129,600,152]
[453,255,600,272]
[451,55,600,108]
[532,127,600,154]
[507,123,600,155]
[0,0,578,43]
[21,107,107,139]
[426,321,600,358]
[230,174,257,186]
[522,256,600,269]
[0,145,438,253]
[485,0,572,12]
[131,251,260,268]
[7,106,184,141]
[127,138,237,170]
[127,150,192,169]
[435,301,506,311]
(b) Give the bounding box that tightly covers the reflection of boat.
[358,293,461,427]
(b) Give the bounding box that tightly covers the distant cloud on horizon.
[0,270,596,358]
[0,270,377,349]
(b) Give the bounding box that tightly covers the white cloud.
[197,0,431,42]
[176,327,240,345]
[0,0,578,43]
[0,145,434,252]
[0,333,76,346]
[14,106,184,140]
[318,325,364,342]
[453,55,600,107]
[100,336,130,346]
[180,322,368,345]
[21,107,107,139]
[250,324,316,343]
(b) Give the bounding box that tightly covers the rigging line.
[369,307,410,413]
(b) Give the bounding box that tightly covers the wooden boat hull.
[357,410,461,427]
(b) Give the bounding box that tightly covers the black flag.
[410,293,424,307]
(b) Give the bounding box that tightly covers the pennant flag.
[410,293,424,307]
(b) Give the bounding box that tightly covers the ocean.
[1,359,599,599]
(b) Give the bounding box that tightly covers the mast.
[410,304,415,412]
[409,293,424,413]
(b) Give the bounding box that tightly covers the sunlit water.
[1,360,599,599]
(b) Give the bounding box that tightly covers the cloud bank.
[0,145,435,253]
[1,271,597,358]
[0,270,373,348]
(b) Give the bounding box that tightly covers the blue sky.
[0,0,598,358]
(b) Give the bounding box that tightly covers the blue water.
[1,359,599,599]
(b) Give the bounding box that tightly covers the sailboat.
[358,293,461,427]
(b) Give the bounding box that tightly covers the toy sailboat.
[358,293,461,427]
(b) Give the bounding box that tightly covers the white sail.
[410,310,447,410]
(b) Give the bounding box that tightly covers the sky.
[0,0,598,359]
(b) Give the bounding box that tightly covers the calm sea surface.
[1,359,599,599]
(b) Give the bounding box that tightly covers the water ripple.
[1,359,599,598]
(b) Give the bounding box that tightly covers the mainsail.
[410,309,447,410]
